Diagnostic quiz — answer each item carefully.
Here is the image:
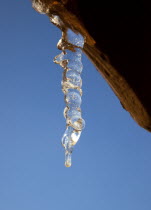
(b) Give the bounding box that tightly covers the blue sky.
[0,1,151,210]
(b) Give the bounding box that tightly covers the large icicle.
[52,15,85,167]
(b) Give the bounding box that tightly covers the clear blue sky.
[0,1,151,210]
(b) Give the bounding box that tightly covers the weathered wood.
[84,44,151,131]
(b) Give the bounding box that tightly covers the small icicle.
[51,15,85,167]
[31,2,86,167]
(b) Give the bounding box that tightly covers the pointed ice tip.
[65,161,71,167]
[65,152,72,167]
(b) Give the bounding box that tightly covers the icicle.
[51,15,85,167]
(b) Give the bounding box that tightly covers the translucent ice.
[51,15,85,167]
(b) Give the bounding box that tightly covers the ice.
[51,15,85,167]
